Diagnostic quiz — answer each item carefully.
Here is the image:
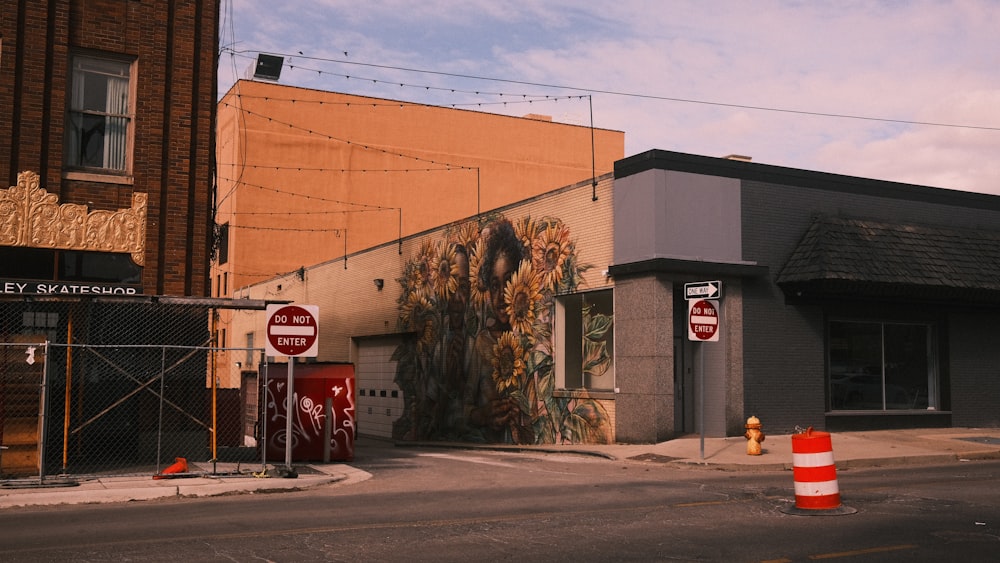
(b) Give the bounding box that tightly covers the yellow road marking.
[808,544,918,559]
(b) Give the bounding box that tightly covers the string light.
[219,98,479,171]
[215,174,400,210]
[226,224,345,234]
[233,91,589,110]
[227,209,380,216]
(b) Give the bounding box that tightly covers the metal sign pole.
[699,342,705,460]
[285,360,295,469]
[260,359,268,474]
[38,342,50,484]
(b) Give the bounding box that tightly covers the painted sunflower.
[532,221,572,292]
[492,330,526,395]
[513,216,539,254]
[468,236,489,311]
[410,239,436,295]
[503,259,542,336]
[400,289,437,352]
[449,220,480,252]
[432,243,460,302]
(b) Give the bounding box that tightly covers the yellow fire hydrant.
[744,415,765,455]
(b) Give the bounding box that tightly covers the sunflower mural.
[392,213,614,445]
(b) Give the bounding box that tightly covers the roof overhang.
[777,216,1000,306]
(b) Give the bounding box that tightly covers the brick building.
[1,0,218,296]
[0,1,226,478]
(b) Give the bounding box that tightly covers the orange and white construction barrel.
[783,427,856,515]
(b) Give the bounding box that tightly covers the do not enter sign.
[688,299,719,342]
[266,304,319,357]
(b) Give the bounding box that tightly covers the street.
[1,439,998,562]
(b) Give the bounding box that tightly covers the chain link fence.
[0,297,267,484]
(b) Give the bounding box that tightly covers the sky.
[218,0,999,195]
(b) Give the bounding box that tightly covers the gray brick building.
[612,150,1000,440]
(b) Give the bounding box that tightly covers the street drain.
[958,436,1000,445]
[627,453,681,463]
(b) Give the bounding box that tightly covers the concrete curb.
[0,466,373,509]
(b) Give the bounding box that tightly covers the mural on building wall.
[392,213,614,445]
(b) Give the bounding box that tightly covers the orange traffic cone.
[153,457,188,480]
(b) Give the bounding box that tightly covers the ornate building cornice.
[0,171,147,266]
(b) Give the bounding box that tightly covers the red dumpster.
[265,362,355,462]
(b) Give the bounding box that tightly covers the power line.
[223,49,568,101]
[217,162,473,173]
[224,48,1000,132]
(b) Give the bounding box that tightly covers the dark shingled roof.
[776,216,1000,304]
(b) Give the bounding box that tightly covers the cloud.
[815,89,1000,193]
[221,0,1000,194]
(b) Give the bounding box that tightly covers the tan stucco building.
[214,80,624,295]
[213,81,624,387]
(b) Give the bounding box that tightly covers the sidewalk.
[0,462,373,509]
[3,427,999,509]
[532,427,1000,471]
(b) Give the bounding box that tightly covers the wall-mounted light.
[374,278,384,291]
[235,361,242,369]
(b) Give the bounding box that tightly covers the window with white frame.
[555,289,614,391]
[245,332,255,367]
[828,320,937,411]
[66,54,134,174]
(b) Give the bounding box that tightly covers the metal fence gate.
[0,297,267,484]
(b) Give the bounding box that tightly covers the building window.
[217,223,229,265]
[66,54,134,174]
[555,289,614,391]
[0,247,56,279]
[60,250,141,283]
[23,311,59,340]
[0,247,140,284]
[245,332,255,367]
[828,320,937,411]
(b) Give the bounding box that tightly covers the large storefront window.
[828,320,936,411]
[555,289,614,391]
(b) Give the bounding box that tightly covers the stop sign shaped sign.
[688,299,719,342]
[266,304,319,357]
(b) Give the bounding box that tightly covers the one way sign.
[684,280,722,300]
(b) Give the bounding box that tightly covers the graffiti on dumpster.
[265,377,355,460]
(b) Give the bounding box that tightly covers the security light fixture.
[253,54,283,81]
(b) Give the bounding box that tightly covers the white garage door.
[355,336,405,439]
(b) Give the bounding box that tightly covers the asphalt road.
[1,440,998,562]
